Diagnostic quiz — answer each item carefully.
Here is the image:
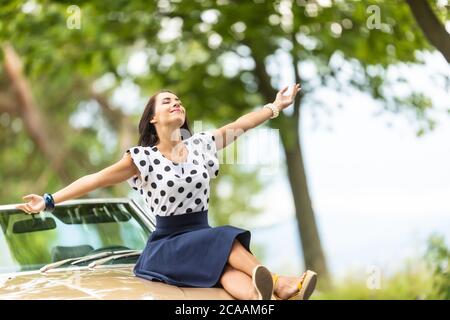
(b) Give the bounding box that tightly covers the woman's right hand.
[15,194,46,214]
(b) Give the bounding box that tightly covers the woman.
[15,83,317,300]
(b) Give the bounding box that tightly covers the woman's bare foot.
[273,272,307,300]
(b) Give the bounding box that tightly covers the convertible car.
[0,198,233,300]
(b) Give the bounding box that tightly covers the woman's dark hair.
[137,89,192,147]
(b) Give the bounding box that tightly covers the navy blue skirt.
[134,209,252,288]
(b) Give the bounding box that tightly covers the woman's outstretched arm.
[212,83,301,151]
[15,152,140,214]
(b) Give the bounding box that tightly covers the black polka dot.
[144,175,149,182]
[151,182,157,189]
[203,172,208,179]
[133,148,139,154]
[169,197,176,203]
[167,180,174,187]
[193,139,200,144]
[204,189,207,195]
[147,191,152,197]
[186,177,192,183]
[175,174,180,178]
[187,192,193,198]
[154,159,160,165]
[151,207,154,212]
[156,174,163,180]
[178,202,183,207]
[144,150,150,155]
[161,205,167,211]
[173,162,178,166]
[186,208,193,213]
[155,198,159,204]
[139,160,146,166]
[182,168,185,174]
[152,147,158,152]
[208,160,214,167]
[194,150,199,156]
[149,165,154,172]
[164,166,171,172]
[207,144,211,150]
[160,190,166,196]
[178,187,184,193]
[211,135,215,141]
[196,182,202,189]
[193,159,199,165]
[201,206,204,211]
[203,165,207,169]
[207,197,209,203]
[195,198,201,205]
[132,187,138,191]
[215,170,219,176]
[140,189,143,195]
[190,170,197,175]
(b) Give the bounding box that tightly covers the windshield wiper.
[71,250,137,266]
[88,250,142,268]
[39,250,139,272]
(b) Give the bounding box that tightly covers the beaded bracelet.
[263,103,280,119]
[43,193,55,212]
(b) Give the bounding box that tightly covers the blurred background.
[0,0,449,299]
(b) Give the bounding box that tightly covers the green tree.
[1,0,448,288]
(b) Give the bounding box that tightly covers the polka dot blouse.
[124,131,219,216]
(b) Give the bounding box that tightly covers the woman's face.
[151,92,186,128]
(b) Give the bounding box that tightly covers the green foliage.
[424,234,450,299]
[313,267,433,300]
[0,1,448,232]
[313,234,450,300]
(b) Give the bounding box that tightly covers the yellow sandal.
[272,270,317,300]
[288,270,317,300]
[271,273,282,300]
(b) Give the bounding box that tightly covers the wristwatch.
[263,103,280,119]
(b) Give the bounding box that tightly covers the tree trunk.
[405,0,450,63]
[279,116,331,288]
[248,40,331,287]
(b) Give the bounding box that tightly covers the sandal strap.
[272,273,279,286]
[297,271,307,290]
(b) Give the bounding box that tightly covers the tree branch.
[405,0,450,63]
[2,43,72,183]
[0,91,18,115]
[291,32,303,123]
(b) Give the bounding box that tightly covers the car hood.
[0,265,233,300]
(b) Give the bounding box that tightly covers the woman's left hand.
[273,83,301,111]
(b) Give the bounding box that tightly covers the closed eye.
[162,97,182,105]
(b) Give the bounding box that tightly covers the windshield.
[0,202,152,274]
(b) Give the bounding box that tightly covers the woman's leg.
[219,264,259,300]
[227,239,262,276]
[227,239,308,299]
